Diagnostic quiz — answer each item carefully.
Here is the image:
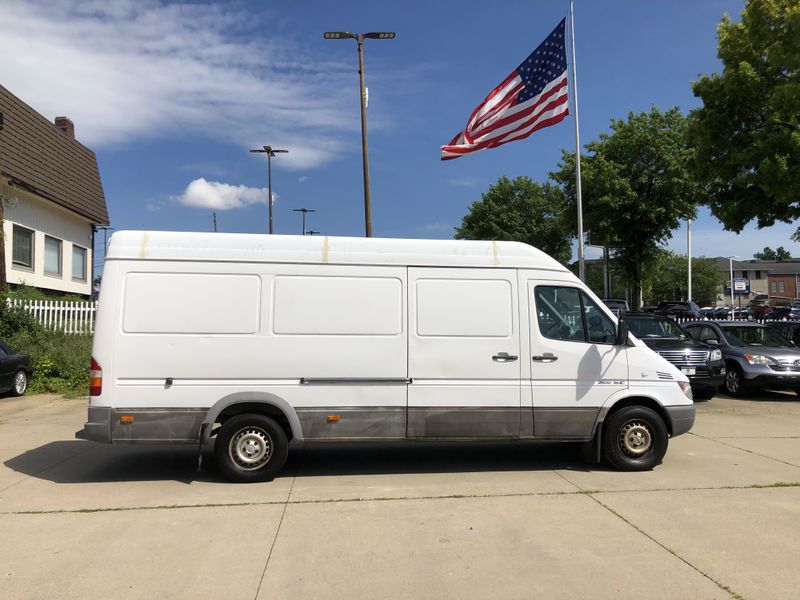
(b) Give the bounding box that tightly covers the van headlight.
[743,354,777,366]
[678,381,693,399]
[710,349,722,361]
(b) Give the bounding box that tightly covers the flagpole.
[569,0,585,282]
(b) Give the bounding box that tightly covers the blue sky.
[4,0,795,271]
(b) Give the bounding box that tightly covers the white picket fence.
[6,298,97,335]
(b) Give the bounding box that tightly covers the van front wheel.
[602,406,668,471]
[214,414,288,483]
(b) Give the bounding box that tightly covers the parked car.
[683,321,800,397]
[654,301,703,320]
[765,306,800,321]
[765,320,800,346]
[602,298,629,316]
[625,313,725,400]
[0,340,32,396]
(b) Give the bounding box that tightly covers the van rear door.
[407,268,521,437]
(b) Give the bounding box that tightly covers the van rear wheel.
[602,406,668,471]
[214,414,288,483]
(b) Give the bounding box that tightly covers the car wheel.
[214,413,288,483]
[602,406,668,471]
[724,364,748,397]
[11,370,28,396]
[693,386,716,401]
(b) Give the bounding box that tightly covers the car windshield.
[720,326,793,348]
[626,316,686,339]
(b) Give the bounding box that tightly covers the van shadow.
[4,440,603,484]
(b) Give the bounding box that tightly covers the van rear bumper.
[76,406,112,443]
[665,405,695,437]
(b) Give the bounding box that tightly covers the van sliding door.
[407,268,521,438]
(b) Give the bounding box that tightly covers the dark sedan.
[0,340,32,396]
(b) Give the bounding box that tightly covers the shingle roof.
[712,257,800,274]
[0,84,109,225]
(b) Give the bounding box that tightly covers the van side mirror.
[615,319,629,346]
[704,339,720,346]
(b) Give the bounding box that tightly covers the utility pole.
[293,208,316,235]
[212,212,218,232]
[250,146,288,234]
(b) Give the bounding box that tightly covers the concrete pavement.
[1,392,798,599]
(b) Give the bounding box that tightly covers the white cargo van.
[77,231,695,482]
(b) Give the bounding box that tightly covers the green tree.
[552,107,698,308]
[647,251,724,305]
[690,0,800,237]
[454,176,573,264]
[753,246,792,260]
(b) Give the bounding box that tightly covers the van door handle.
[492,352,519,362]
[532,354,559,363]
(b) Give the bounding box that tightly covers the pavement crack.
[586,493,746,600]
[5,481,798,516]
[254,474,296,600]
[689,432,800,469]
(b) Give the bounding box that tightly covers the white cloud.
[1,0,357,169]
[298,176,309,183]
[174,178,265,210]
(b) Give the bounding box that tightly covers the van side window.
[535,286,616,344]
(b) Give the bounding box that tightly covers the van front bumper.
[665,405,695,437]
[75,406,112,443]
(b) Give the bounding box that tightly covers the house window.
[755,270,762,280]
[741,271,748,279]
[12,226,34,269]
[779,281,785,293]
[72,246,87,281]
[44,236,62,276]
[771,281,777,293]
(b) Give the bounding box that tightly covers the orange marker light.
[327,415,340,423]
[120,415,135,424]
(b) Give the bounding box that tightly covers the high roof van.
[77,231,694,482]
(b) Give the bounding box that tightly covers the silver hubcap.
[14,372,26,394]
[726,370,739,393]
[619,421,652,457]
[229,427,272,471]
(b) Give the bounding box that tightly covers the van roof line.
[105,231,571,271]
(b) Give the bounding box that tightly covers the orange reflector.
[327,415,340,423]
[120,415,135,424]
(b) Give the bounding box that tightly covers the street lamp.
[293,208,316,235]
[324,31,396,237]
[729,255,739,319]
[250,146,288,234]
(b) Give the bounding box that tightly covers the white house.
[0,84,109,297]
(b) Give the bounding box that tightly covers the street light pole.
[324,31,395,237]
[250,146,288,234]
[293,208,316,235]
[729,255,738,319]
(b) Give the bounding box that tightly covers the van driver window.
[535,286,616,344]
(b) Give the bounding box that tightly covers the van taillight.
[90,357,103,396]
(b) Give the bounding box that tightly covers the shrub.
[0,292,91,395]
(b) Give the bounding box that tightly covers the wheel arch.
[202,392,303,444]
[600,395,673,435]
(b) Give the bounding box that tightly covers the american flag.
[441,19,569,160]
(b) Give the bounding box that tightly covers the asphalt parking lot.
[1,392,799,600]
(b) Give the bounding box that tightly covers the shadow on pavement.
[4,439,600,484]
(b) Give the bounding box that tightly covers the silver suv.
[683,321,800,397]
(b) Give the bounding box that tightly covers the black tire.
[602,406,668,471]
[11,370,28,397]
[724,363,749,397]
[214,413,288,483]
[692,386,716,401]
